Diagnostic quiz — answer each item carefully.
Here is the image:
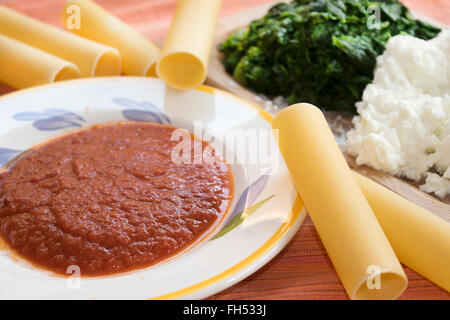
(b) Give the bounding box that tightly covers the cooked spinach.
[219,0,440,113]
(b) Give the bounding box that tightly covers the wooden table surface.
[0,0,449,300]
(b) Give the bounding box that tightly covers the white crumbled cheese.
[346,29,450,198]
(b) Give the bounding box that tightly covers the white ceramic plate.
[0,77,306,299]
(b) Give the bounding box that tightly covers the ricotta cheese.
[346,29,450,198]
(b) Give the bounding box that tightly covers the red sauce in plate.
[0,123,233,276]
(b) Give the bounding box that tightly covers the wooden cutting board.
[207,0,450,222]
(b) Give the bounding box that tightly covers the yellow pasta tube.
[0,34,80,89]
[157,0,222,90]
[62,0,160,76]
[273,103,407,300]
[0,5,120,77]
[354,173,450,292]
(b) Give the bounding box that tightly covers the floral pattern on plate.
[213,173,273,240]
[13,109,85,131]
[113,97,171,124]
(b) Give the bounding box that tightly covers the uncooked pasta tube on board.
[272,103,407,300]
[0,5,120,77]
[62,0,160,76]
[157,0,222,90]
[354,173,450,293]
[0,34,80,89]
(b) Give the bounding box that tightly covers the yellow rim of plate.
[0,77,305,299]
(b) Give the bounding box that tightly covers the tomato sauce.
[0,123,233,276]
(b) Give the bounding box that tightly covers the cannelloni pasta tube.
[273,103,407,300]
[354,173,450,292]
[157,0,222,90]
[62,0,160,76]
[0,5,120,77]
[0,34,80,89]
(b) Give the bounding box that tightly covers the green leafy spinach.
[219,0,440,113]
